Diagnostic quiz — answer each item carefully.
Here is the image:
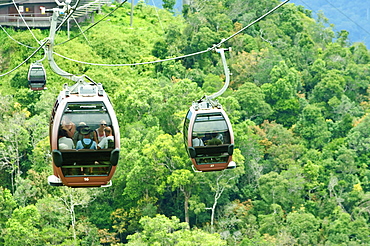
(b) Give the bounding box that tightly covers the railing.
[0,15,53,28]
[0,0,111,28]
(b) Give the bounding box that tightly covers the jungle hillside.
[1,0,370,245]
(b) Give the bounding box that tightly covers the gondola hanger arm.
[204,47,231,105]
[45,3,92,86]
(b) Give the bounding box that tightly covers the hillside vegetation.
[1,0,370,245]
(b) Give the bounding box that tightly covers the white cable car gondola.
[183,48,236,172]
[28,63,47,91]
[48,82,120,187]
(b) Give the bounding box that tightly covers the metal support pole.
[130,0,134,27]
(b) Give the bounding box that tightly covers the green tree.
[36,197,70,245]
[310,70,346,108]
[126,214,226,245]
[293,104,331,149]
[0,187,16,236]
[234,82,272,123]
[258,203,285,236]
[347,114,370,158]
[0,104,30,192]
[162,0,176,13]
[167,169,195,225]
[4,205,41,246]
[286,209,320,245]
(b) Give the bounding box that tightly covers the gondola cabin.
[184,101,235,172]
[28,63,47,91]
[48,82,120,187]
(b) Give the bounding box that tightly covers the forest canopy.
[1,0,370,245]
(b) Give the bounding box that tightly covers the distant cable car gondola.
[28,63,47,91]
[184,101,235,172]
[47,81,120,187]
[183,48,236,172]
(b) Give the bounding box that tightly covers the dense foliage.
[1,0,370,245]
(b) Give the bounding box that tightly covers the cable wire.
[0,40,48,77]
[53,48,211,66]
[216,0,290,47]
[56,0,128,46]
[0,24,37,49]
[151,0,165,33]
[54,0,290,66]
[322,0,370,38]
[0,0,289,76]
[55,0,82,33]
[72,16,90,45]
[296,0,370,42]
[12,0,39,43]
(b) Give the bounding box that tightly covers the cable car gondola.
[34,5,120,187]
[183,48,236,172]
[184,101,235,172]
[48,82,120,187]
[28,63,47,91]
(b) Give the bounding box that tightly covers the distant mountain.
[280,0,370,48]
[138,0,370,48]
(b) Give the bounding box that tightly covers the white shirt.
[59,137,75,149]
[192,138,204,147]
[98,136,114,149]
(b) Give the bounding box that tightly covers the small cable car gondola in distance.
[48,81,120,187]
[184,101,235,172]
[183,48,236,172]
[28,63,47,91]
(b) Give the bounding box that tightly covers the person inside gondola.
[206,133,222,146]
[73,122,97,146]
[61,117,76,138]
[58,128,75,149]
[216,133,224,143]
[98,127,114,149]
[192,133,205,147]
[76,127,97,150]
[95,120,107,143]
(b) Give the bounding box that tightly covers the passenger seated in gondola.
[98,127,114,149]
[76,127,97,150]
[216,133,224,143]
[58,128,75,149]
[61,117,76,138]
[192,133,205,147]
[206,133,222,146]
[95,120,107,143]
[73,122,97,146]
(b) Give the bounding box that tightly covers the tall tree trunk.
[184,195,189,225]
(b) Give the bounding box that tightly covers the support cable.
[206,48,230,101]
[55,0,82,33]
[55,0,290,66]
[56,0,128,46]
[0,40,48,77]
[215,0,290,48]
[0,0,289,76]
[11,0,39,43]
[0,24,37,49]
[72,16,90,45]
